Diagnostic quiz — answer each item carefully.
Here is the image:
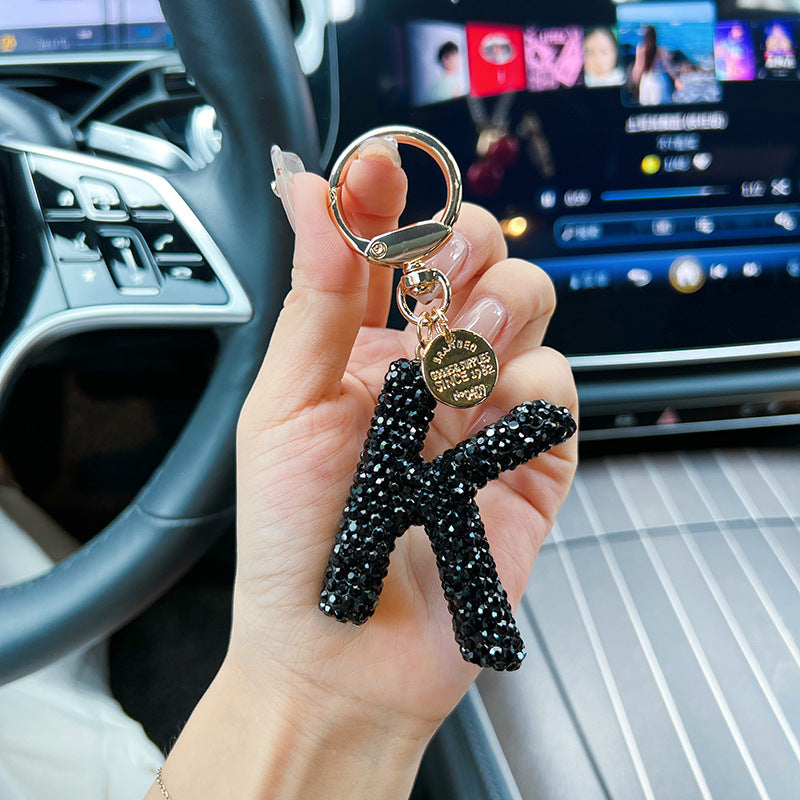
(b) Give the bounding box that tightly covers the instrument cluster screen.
[0,0,170,56]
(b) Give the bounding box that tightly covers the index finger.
[339,137,408,328]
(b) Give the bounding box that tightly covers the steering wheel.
[0,0,319,684]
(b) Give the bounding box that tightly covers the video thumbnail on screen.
[583,27,625,88]
[524,26,583,92]
[714,21,756,81]
[757,19,798,79]
[464,23,527,97]
[407,21,470,107]
[617,1,721,106]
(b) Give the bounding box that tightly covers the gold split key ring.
[328,125,498,409]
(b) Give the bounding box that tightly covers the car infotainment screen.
[336,0,800,359]
[0,0,170,56]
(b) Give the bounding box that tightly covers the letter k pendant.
[320,359,576,671]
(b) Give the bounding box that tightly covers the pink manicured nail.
[357,135,401,167]
[427,232,469,283]
[452,296,508,345]
[466,406,503,437]
[270,145,306,231]
[409,233,470,305]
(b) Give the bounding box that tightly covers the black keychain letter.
[320,359,576,671]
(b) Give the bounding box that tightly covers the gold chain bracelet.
[155,767,172,800]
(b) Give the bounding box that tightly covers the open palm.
[231,148,578,732]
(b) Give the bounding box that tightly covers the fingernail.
[270,145,306,231]
[357,135,401,168]
[467,406,503,437]
[427,232,469,283]
[452,296,507,345]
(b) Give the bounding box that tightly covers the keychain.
[318,126,576,671]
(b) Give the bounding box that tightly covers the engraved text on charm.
[421,328,498,408]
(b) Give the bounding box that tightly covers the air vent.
[576,357,800,440]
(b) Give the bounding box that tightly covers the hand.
[233,137,577,716]
[148,138,577,800]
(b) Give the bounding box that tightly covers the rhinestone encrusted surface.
[319,358,576,671]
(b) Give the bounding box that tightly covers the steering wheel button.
[44,208,85,222]
[78,177,128,221]
[159,261,229,304]
[139,222,200,256]
[56,260,122,307]
[153,233,174,252]
[160,260,216,283]
[156,252,205,265]
[132,210,175,223]
[168,265,194,280]
[118,286,160,296]
[114,175,164,209]
[98,227,160,291]
[32,172,85,220]
[57,190,76,208]
[48,223,102,262]
[79,178,121,208]
[113,175,174,221]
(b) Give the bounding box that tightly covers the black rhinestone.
[319,359,575,671]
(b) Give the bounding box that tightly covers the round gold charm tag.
[420,329,498,408]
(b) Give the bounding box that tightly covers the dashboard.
[0,0,799,440]
[0,0,171,57]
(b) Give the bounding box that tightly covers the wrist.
[149,654,435,800]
